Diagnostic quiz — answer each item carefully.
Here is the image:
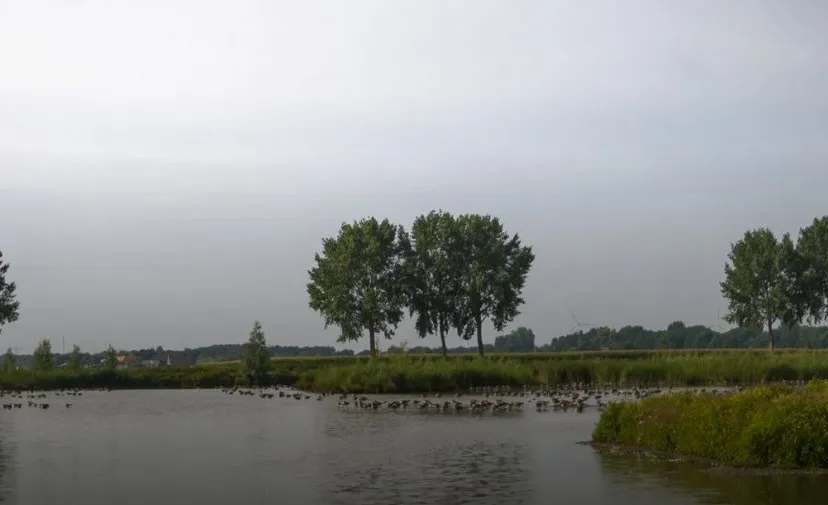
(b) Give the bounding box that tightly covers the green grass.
[6,349,828,392]
[293,350,828,393]
[592,380,828,469]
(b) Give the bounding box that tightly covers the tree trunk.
[369,328,377,357]
[439,327,447,357]
[768,321,775,352]
[476,313,484,357]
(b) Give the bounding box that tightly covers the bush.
[592,381,828,469]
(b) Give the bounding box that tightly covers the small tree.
[2,348,16,374]
[720,228,789,351]
[240,320,269,385]
[0,250,20,335]
[103,345,117,371]
[68,344,82,372]
[33,339,53,372]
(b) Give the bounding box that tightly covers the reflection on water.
[0,390,824,505]
[318,412,530,505]
[0,416,13,503]
[596,448,828,505]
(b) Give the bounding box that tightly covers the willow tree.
[0,250,20,335]
[307,217,409,356]
[452,214,535,357]
[407,210,460,357]
[720,228,789,351]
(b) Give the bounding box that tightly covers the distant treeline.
[7,324,828,369]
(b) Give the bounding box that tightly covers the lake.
[0,389,825,505]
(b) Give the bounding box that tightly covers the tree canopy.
[307,217,409,356]
[720,228,789,350]
[719,216,828,351]
[307,213,534,356]
[451,214,535,356]
[0,250,20,335]
[786,216,828,325]
[407,210,461,356]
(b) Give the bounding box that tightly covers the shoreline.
[581,441,828,476]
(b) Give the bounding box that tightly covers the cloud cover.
[1,0,826,351]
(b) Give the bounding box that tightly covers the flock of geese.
[0,384,736,415]
[0,388,105,410]
[215,383,733,415]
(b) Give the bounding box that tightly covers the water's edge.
[580,441,828,476]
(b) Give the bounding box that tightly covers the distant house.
[140,359,161,368]
[115,355,130,369]
[165,354,191,367]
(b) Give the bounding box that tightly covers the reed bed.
[3,350,828,392]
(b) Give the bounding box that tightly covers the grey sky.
[1,1,826,353]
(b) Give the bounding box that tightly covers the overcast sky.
[1,1,826,353]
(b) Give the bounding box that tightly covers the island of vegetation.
[592,216,828,470]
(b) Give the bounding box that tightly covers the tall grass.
[295,351,828,393]
[592,381,828,469]
[4,350,828,392]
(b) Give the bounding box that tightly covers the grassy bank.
[0,364,299,391]
[293,351,828,393]
[592,381,828,469]
[4,350,828,392]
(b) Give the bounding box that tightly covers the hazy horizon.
[2,1,827,353]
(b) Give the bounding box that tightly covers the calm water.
[0,390,825,505]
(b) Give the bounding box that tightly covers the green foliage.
[4,350,828,393]
[786,216,828,325]
[103,345,117,371]
[0,363,293,390]
[592,382,828,469]
[494,326,535,352]
[292,350,828,394]
[240,320,270,385]
[68,344,82,372]
[32,339,53,373]
[0,250,20,334]
[451,214,535,357]
[307,217,409,356]
[407,210,461,356]
[2,348,16,373]
[721,228,789,350]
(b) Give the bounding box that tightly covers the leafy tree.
[0,250,20,335]
[786,216,828,325]
[667,321,686,331]
[68,344,82,372]
[2,348,16,374]
[307,217,409,356]
[452,214,535,356]
[33,339,53,372]
[240,320,270,385]
[494,326,536,352]
[103,345,117,371]
[407,210,461,356]
[720,228,789,351]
